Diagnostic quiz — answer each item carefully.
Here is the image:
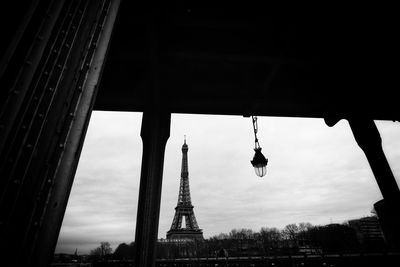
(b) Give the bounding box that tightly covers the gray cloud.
[56,113,400,254]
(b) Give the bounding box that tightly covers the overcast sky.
[55,111,400,254]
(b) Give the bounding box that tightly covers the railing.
[91,252,400,267]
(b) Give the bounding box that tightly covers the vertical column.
[135,110,171,267]
[0,1,121,266]
[31,1,121,266]
[348,119,400,249]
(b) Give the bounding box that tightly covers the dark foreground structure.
[92,253,400,267]
[162,253,400,267]
[156,253,400,267]
[1,1,399,266]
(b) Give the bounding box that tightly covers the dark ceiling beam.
[95,4,399,122]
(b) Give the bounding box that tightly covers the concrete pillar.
[348,119,400,250]
[134,110,171,266]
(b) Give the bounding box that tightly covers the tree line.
[86,219,386,262]
[112,221,385,260]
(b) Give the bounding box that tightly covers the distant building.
[306,223,359,253]
[348,216,385,250]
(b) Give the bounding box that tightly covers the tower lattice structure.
[167,139,203,240]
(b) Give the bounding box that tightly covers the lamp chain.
[252,116,261,149]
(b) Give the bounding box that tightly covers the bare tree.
[298,222,313,232]
[90,242,113,260]
[260,227,282,254]
[229,228,254,239]
[282,224,299,245]
[214,232,229,240]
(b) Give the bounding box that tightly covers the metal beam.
[0,1,121,266]
[30,1,121,265]
[348,119,400,250]
[348,119,400,203]
[134,110,171,267]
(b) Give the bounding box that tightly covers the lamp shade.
[251,148,268,177]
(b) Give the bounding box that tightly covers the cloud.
[56,113,400,254]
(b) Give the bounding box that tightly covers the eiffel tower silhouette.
[167,138,203,240]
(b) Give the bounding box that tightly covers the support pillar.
[134,110,171,266]
[348,119,400,250]
[31,2,121,265]
[0,1,121,266]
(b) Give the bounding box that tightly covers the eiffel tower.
[167,138,203,240]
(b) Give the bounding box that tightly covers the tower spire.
[167,139,203,240]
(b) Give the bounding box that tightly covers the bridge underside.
[95,4,399,121]
[0,2,399,267]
